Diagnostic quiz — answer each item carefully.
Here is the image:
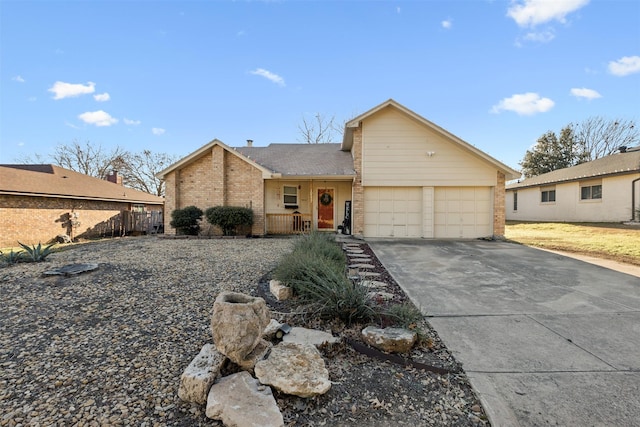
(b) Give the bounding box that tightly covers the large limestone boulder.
[254,342,331,398]
[361,326,417,354]
[178,344,227,405]
[211,292,270,365]
[206,371,283,427]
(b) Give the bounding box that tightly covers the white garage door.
[364,187,424,238]
[434,187,492,238]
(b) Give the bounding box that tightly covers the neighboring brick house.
[158,99,519,239]
[506,147,640,222]
[0,164,164,247]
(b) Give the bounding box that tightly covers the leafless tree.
[50,139,126,179]
[113,150,178,196]
[16,140,176,197]
[573,117,639,160]
[297,113,343,143]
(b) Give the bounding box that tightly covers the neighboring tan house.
[506,147,640,223]
[0,164,165,247]
[157,99,519,239]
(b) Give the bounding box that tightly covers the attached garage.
[363,186,493,239]
[434,187,492,238]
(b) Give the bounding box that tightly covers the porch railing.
[266,213,312,235]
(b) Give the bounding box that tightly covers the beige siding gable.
[361,107,497,187]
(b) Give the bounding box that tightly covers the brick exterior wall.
[493,171,506,238]
[0,195,161,247]
[351,128,365,238]
[163,146,266,236]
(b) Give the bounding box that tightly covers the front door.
[317,188,334,229]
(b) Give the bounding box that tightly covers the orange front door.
[317,188,334,229]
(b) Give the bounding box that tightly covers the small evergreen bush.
[205,206,254,236]
[170,206,203,235]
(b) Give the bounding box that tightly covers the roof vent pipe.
[247,139,253,147]
[619,146,627,153]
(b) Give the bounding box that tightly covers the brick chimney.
[106,170,123,185]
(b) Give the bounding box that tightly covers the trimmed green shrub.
[18,242,56,262]
[205,206,254,236]
[170,206,203,235]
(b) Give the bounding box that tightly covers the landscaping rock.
[211,292,270,365]
[206,371,283,427]
[361,326,417,354]
[263,319,283,339]
[235,338,272,371]
[282,327,340,347]
[254,342,331,398]
[269,279,292,301]
[178,344,226,405]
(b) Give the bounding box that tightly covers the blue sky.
[1,0,639,170]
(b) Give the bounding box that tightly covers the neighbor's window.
[513,191,518,211]
[581,184,602,200]
[283,185,298,207]
[132,204,145,212]
[541,187,556,203]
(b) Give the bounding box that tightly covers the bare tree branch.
[573,117,639,160]
[297,113,343,143]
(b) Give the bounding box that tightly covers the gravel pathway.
[0,236,294,426]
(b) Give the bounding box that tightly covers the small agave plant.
[1,249,24,265]
[18,242,56,262]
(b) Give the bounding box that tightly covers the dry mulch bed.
[0,236,487,426]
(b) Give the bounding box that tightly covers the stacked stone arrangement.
[179,291,336,426]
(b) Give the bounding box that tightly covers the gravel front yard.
[1,236,485,427]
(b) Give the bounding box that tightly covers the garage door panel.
[435,187,492,239]
[364,187,424,238]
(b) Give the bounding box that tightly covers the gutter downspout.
[632,177,640,221]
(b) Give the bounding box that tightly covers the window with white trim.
[541,187,556,203]
[283,185,298,208]
[580,184,602,200]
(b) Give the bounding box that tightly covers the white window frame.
[540,186,556,204]
[283,185,299,208]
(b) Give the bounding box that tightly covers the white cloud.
[12,75,25,83]
[570,87,602,100]
[94,92,110,102]
[491,92,555,115]
[152,127,165,135]
[124,118,141,125]
[441,19,452,29]
[48,81,96,100]
[507,0,589,27]
[522,30,555,43]
[608,56,640,76]
[78,110,118,126]
[250,68,285,86]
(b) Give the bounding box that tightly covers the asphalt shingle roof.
[0,164,165,204]
[507,150,640,189]
[235,143,355,176]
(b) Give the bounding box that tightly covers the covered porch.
[264,179,353,235]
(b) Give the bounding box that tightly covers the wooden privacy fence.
[90,210,164,238]
[266,213,312,235]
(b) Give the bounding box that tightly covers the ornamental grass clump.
[1,249,23,265]
[273,232,374,324]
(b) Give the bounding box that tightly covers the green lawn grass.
[505,221,640,266]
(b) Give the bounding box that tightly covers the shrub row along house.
[0,164,164,247]
[506,147,640,222]
[158,99,519,239]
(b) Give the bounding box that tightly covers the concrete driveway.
[368,239,640,427]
